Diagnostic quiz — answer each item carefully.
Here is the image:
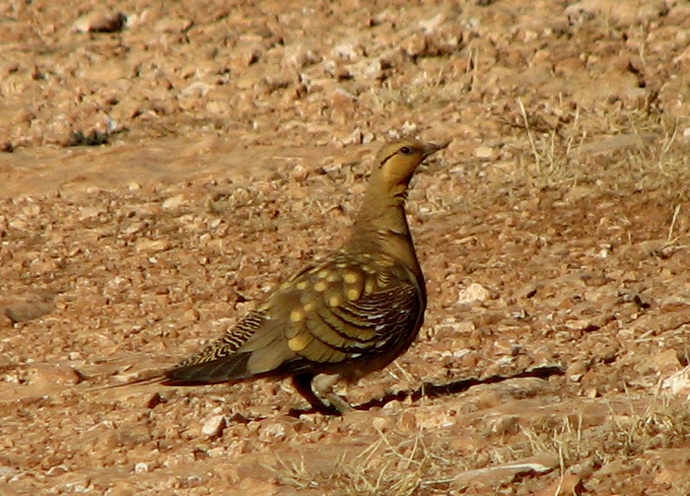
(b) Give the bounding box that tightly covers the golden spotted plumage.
[158,138,449,413]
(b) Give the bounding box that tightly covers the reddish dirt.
[2,0,690,494]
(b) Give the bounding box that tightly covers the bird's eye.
[399,146,413,155]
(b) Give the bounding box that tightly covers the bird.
[113,138,449,414]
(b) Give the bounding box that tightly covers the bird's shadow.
[287,364,565,418]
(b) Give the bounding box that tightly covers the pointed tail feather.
[162,353,253,385]
[84,370,166,393]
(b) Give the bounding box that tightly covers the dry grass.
[267,456,315,490]
[489,394,690,493]
[267,396,690,494]
[266,426,454,496]
[514,100,690,198]
[335,430,426,496]
[517,97,586,180]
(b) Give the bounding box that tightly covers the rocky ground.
[2,0,690,494]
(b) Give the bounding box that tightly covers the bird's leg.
[312,373,355,414]
[292,373,353,415]
[292,373,338,414]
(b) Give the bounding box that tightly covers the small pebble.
[201,415,226,437]
[73,11,127,33]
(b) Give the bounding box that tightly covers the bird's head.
[350,137,450,247]
[374,138,450,189]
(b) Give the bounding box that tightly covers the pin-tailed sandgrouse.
[151,139,447,413]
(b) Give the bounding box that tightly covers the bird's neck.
[345,183,422,277]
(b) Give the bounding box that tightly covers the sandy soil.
[2,0,690,494]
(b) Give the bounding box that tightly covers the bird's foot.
[292,373,353,415]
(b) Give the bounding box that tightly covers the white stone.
[201,415,226,437]
[457,283,492,304]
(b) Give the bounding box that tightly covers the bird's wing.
[163,258,425,384]
[292,279,422,354]
[243,259,425,376]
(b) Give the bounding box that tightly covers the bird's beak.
[422,139,451,159]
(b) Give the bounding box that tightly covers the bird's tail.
[84,369,167,393]
[161,352,253,385]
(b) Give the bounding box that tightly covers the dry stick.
[667,203,681,244]
[518,98,542,171]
